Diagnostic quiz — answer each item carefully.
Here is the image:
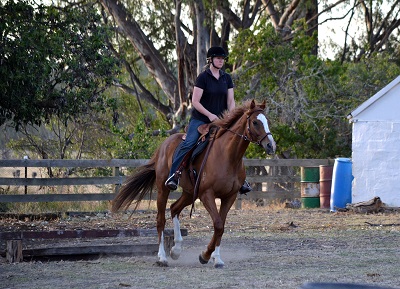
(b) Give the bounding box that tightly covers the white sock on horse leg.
[157,231,168,263]
[170,215,183,260]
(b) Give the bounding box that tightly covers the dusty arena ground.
[1,201,399,289]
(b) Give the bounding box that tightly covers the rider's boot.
[165,173,179,191]
[239,180,252,195]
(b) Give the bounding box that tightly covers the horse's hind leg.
[169,192,193,260]
[156,187,169,266]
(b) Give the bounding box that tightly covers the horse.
[112,99,276,268]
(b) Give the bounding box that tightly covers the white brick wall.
[352,121,400,206]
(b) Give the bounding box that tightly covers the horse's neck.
[217,116,249,161]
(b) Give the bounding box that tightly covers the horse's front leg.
[213,194,237,268]
[170,215,183,259]
[210,246,224,268]
[199,192,237,268]
[198,191,225,268]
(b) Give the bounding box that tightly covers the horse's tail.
[112,160,156,213]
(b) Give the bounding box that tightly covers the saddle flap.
[191,125,218,162]
[197,123,211,135]
[182,123,212,141]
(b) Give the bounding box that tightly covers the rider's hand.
[208,114,218,122]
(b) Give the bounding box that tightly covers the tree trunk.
[99,0,178,106]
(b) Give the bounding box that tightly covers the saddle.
[182,123,210,140]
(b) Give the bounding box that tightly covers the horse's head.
[246,100,276,155]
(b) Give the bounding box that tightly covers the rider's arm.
[192,86,219,122]
[227,87,235,112]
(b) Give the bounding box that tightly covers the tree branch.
[99,0,178,104]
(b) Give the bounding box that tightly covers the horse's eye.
[252,120,258,126]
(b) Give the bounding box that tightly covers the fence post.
[6,239,23,263]
[113,166,120,195]
[23,155,29,194]
[235,196,242,210]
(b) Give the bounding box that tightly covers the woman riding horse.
[165,46,252,195]
[112,100,276,268]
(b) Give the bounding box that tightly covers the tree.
[3,0,400,160]
[98,0,399,115]
[318,0,400,62]
[229,17,400,158]
[0,0,120,129]
[97,0,328,132]
[5,86,167,161]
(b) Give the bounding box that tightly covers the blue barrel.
[330,158,353,212]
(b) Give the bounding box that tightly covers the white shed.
[347,75,400,207]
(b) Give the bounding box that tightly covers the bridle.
[226,109,272,147]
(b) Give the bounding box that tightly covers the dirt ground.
[1,201,400,289]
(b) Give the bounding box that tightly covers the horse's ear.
[250,99,256,109]
[260,100,266,110]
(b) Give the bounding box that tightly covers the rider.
[165,46,252,194]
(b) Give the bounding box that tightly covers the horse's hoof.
[156,260,168,267]
[214,263,224,269]
[199,254,209,264]
[170,248,181,260]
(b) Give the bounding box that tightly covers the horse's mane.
[212,100,251,129]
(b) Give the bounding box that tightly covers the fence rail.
[0,159,333,203]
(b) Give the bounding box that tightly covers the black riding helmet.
[207,46,228,69]
[207,46,227,59]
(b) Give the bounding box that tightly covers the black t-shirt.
[191,68,234,123]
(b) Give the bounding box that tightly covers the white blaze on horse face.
[257,114,276,151]
[257,114,270,133]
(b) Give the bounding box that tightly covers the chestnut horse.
[112,100,276,268]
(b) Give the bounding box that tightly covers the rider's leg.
[165,119,205,190]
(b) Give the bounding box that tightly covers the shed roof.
[348,75,400,122]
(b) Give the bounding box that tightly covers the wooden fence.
[0,159,333,204]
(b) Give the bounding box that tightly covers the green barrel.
[300,166,320,208]
[301,197,320,209]
[300,166,320,182]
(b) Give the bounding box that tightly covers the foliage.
[6,86,168,164]
[2,0,400,163]
[105,118,165,160]
[0,0,120,129]
[94,87,169,160]
[231,18,400,159]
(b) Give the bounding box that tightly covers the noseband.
[227,109,272,147]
